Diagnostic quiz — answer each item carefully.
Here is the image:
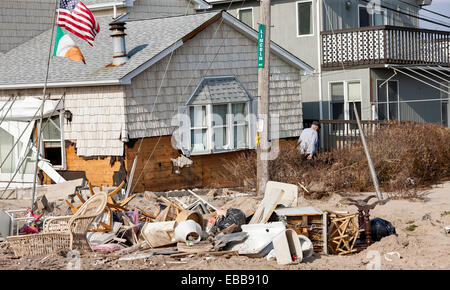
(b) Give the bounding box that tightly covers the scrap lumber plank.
[160,196,184,211]
[249,189,284,224]
[216,224,237,236]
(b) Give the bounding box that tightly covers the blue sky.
[419,0,450,31]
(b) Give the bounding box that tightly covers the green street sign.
[258,24,265,68]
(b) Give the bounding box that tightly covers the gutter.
[0,80,122,90]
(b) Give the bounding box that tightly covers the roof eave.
[0,80,122,90]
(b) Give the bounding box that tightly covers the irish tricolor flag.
[53,26,86,63]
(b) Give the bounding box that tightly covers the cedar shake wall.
[0,85,127,157]
[124,20,304,140]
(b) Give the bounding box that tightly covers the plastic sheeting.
[0,97,61,121]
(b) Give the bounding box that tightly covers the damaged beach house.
[0,10,314,197]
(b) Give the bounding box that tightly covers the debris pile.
[0,179,398,266]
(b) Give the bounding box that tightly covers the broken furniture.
[141,220,177,248]
[344,195,389,251]
[265,181,299,207]
[272,229,303,265]
[249,188,285,224]
[7,192,107,257]
[326,211,362,255]
[231,222,286,257]
[248,181,299,225]
[0,209,35,239]
[64,180,148,232]
[274,207,328,254]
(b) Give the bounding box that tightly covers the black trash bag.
[360,217,396,242]
[211,208,246,235]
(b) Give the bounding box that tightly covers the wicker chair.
[7,192,107,257]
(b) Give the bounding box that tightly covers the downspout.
[316,0,324,146]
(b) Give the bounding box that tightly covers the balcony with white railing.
[321,26,450,70]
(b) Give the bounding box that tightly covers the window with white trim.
[330,82,345,120]
[376,80,399,121]
[238,8,253,27]
[0,111,65,181]
[179,76,256,156]
[189,102,250,154]
[232,103,248,149]
[297,1,313,36]
[330,81,362,122]
[348,81,362,123]
[190,105,208,153]
[42,113,65,168]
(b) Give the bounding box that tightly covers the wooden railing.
[321,26,450,70]
[303,120,390,152]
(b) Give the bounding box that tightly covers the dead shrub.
[220,122,450,199]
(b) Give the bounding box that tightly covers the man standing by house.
[297,121,320,160]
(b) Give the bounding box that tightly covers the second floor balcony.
[321,25,450,70]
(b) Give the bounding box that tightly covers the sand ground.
[0,182,449,270]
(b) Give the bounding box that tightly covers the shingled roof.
[0,11,313,89]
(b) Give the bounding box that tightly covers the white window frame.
[231,102,250,150]
[358,4,388,28]
[375,79,400,121]
[237,7,254,28]
[296,0,314,38]
[346,80,362,120]
[188,101,251,155]
[41,110,66,170]
[329,80,362,120]
[189,105,209,155]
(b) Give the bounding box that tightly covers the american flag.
[57,0,100,46]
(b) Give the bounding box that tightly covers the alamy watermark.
[66,250,81,270]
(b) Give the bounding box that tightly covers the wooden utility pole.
[257,0,271,196]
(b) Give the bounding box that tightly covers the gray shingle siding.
[124,20,303,140]
[0,0,55,53]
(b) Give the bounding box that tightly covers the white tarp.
[0,97,61,121]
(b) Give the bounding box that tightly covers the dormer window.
[176,76,257,156]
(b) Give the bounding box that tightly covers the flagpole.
[31,0,59,211]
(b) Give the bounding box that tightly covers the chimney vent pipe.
[109,21,128,66]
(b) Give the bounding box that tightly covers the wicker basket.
[6,192,107,257]
[7,232,71,257]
